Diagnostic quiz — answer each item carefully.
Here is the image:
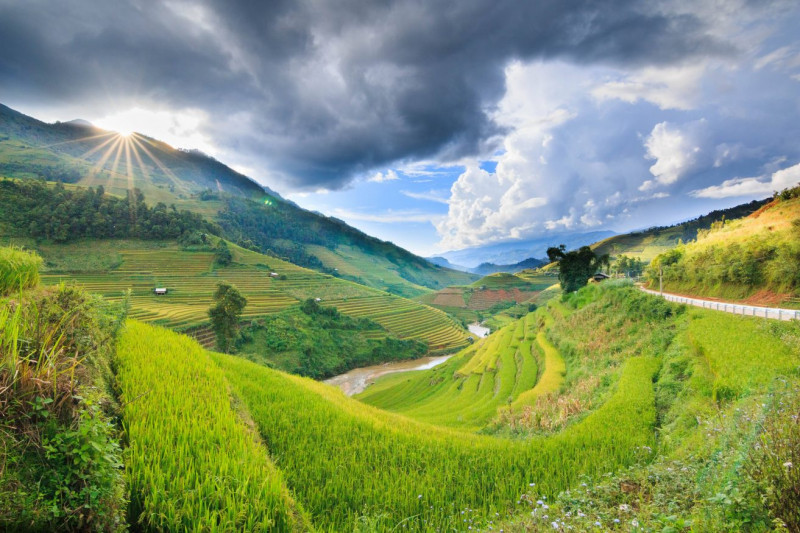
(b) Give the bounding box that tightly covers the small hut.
[592,273,610,282]
[154,288,168,295]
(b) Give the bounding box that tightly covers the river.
[324,354,454,396]
[468,322,490,338]
[325,323,491,396]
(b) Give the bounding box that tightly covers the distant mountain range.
[433,230,616,269]
[428,255,547,275]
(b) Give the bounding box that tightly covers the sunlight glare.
[94,106,217,155]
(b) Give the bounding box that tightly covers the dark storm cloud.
[0,0,731,189]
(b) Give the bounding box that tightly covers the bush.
[0,284,127,531]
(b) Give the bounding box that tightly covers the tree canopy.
[208,282,247,353]
[547,244,609,293]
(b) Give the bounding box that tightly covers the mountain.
[0,102,476,297]
[427,256,470,271]
[438,230,616,268]
[470,257,547,276]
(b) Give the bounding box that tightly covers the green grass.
[117,321,308,532]
[0,246,41,294]
[687,309,799,401]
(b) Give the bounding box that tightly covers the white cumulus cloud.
[690,161,800,198]
[641,119,709,191]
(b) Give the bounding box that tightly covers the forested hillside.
[0,103,476,297]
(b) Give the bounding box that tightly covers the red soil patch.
[431,288,467,307]
[742,289,794,307]
[749,198,779,219]
[467,289,538,310]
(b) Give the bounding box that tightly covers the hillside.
[0,103,476,297]
[2,236,472,355]
[470,256,547,275]
[647,185,800,306]
[591,197,770,262]
[4,244,799,531]
[418,271,556,326]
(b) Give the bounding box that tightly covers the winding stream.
[468,322,490,338]
[324,354,454,396]
[325,323,491,396]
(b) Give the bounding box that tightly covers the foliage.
[0,178,217,242]
[235,299,427,379]
[774,182,800,201]
[611,255,644,278]
[0,270,127,531]
[0,246,41,294]
[116,321,306,531]
[745,380,800,531]
[213,239,233,266]
[208,281,247,353]
[547,244,609,293]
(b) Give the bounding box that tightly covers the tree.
[214,240,233,266]
[208,282,247,353]
[546,244,609,293]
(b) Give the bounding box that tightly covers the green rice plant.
[687,309,799,402]
[213,349,659,531]
[116,320,308,532]
[511,328,566,409]
[0,246,41,295]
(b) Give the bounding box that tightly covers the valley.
[1,103,799,532]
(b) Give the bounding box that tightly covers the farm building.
[154,288,168,295]
[591,273,610,282]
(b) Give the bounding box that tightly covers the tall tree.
[547,245,609,293]
[208,282,247,353]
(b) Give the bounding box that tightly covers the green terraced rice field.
[117,321,308,531]
[37,240,471,352]
[357,310,555,429]
[213,349,660,531]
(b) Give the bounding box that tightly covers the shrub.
[0,284,127,531]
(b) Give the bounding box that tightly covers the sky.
[1,0,799,256]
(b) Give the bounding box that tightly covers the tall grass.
[117,321,308,532]
[0,246,41,295]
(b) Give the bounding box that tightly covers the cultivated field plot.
[38,240,472,351]
[325,294,472,353]
[358,310,558,429]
